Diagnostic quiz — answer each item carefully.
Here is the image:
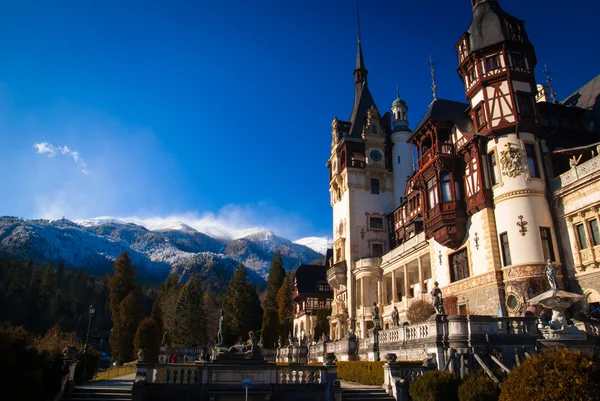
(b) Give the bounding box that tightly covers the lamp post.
[82,304,96,380]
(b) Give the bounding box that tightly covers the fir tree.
[264,251,285,309]
[314,308,331,340]
[108,252,143,363]
[173,275,207,347]
[156,273,182,344]
[260,308,279,348]
[134,317,160,363]
[223,264,263,344]
[276,272,294,339]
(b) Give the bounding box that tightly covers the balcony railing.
[349,159,366,169]
[381,231,427,265]
[551,154,600,191]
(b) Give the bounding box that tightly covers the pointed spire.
[396,82,400,100]
[354,0,367,84]
[428,55,438,101]
[543,64,558,103]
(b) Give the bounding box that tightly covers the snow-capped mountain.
[0,216,324,289]
[294,237,330,255]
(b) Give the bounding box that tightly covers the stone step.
[65,392,132,399]
[342,389,395,400]
[70,387,131,394]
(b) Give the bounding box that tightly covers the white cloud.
[34,142,89,173]
[75,202,320,241]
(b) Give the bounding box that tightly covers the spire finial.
[428,55,438,101]
[396,82,400,99]
[543,64,558,103]
[356,0,361,43]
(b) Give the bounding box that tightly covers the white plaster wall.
[466,211,490,276]
[471,89,485,107]
[391,131,415,208]
[494,194,555,265]
[512,81,532,93]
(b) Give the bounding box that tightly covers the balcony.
[418,144,456,169]
[425,201,467,249]
[326,260,347,290]
[348,159,365,169]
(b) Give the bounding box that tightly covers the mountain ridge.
[0,216,325,290]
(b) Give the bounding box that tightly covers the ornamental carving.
[517,215,528,236]
[443,271,503,296]
[500,143,524,178]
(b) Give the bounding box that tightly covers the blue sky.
[0,0,598,240]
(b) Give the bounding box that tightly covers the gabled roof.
[348,82,377,138]
[562,74,600,110]
[294,264,330,294]
[466,0,531,54]
[413,99,473,135]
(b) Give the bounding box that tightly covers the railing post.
[132,362,149,401]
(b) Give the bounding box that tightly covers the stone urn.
[325,352,336,364]
[384,353,397,364]
[137,348,147,362]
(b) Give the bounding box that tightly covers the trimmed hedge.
[337,361,385,385]
[499,347,600,401]
[458,372,499,401]
[409,370,460,401]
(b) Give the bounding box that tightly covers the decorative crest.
[500,143,524,178]
[543,64,558,103]
[427,55,438,101]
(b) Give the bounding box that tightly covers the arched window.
[441,172,453,202]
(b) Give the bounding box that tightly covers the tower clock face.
[370,149,383,162]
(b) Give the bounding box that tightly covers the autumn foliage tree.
[407,300,436,324]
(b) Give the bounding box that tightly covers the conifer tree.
[156,273,181,344]
[134,317,160,363]
[173,275,207,347]
[264,251,285,309]
[260,308,280,348]
[314,308,331,340]
[108,252,143,363]
[223,264,263,344]
[276,272,294,339]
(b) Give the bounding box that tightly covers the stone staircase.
[342,386,395,401]
[62,384,132,401]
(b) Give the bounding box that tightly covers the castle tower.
[326,34,394,339]
[456,0,561,315]
[390,90,415,208]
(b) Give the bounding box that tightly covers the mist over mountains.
[0,216,327,289]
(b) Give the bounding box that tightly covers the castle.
[325,0,600,340]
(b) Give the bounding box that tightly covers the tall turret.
[390,90,415,208]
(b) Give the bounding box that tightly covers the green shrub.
[499,347,600,401]
[458,372,499,401]
[336,361,385,385]
[407,300,436,324]
[409,370,460,401]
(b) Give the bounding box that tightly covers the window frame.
[370,178,380,195]
[488,150,500,186]
[449,248,470,282]
[517,92,535,117]
[499,232,512,267]
[475,105,485,128]
[589,219,600,247]
[369,216,384,230]
[485,55,500,71]
[440,172,453,203]
[427,176,439,210]
[524,142,540,178]
[539,227,555,262]
[371,243,384,257]
[576,223,588,249]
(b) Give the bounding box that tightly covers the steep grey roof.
[348,82,377,138]
[467,0,531,54]
[562,74,600,110]
[356,40,366,71]
[413,99,472,134]
[294,264,330,294]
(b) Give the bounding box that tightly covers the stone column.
[361,277,365,307]
[418,256,424,297]
[377,277,382,306]
[391,270,397,303]
[581,211,594,250]
[403,265,410,308]
[566,216,582,268]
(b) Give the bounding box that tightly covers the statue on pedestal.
[431,282,445,315]
[545,259,560,291]
[217,309,225,346]
[277,336,282,348]
[391,305,400,328]
[372,302,381,330]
